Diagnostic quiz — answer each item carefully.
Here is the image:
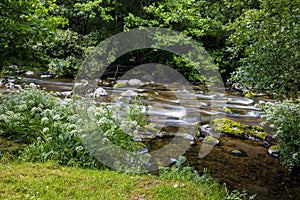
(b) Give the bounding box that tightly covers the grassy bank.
[0,162,229,200]
[0,136,250,200]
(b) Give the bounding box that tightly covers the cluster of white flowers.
[41,117,49,125]
[30,107,43,115]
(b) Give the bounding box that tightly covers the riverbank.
[0,161,229,200]
[0,136,248,200]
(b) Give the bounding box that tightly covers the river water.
[1,76,299,199]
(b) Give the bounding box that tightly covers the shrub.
[0,86,144,168]
[37,30,90,77]
[259,100,300,169]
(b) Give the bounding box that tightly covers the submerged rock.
[40,74,53,79]
[230,149,246,157]
[5,82,15,89]
[61,91,72,97]
[200,124,214,137]
[133,135,143,142]
[180,133,195,141]
[120,89,138,97]
[213,118,268,140]
[268,145,280,158]
[202,136,219,145]
[170,158,178,164]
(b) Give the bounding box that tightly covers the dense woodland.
[0,0,299,98]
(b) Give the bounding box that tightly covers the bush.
[38,30,91,77]
[0,86,144,168]
[259,100,300,169]
[229,0,300,99]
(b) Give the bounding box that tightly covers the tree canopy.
[0,0,299,98]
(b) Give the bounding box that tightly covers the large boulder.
[128,79,145,87]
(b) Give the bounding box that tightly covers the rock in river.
[24,71,35,76]
[93,87,107,97]
[268,145,280,158]
[230,149,246,157]
[128,79,145,87]
[202,136,219,145]
[113,80,128,88]
[181,133,195,141]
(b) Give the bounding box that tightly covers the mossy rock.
[214,118,244,138]
[268,145,280,157]
[213,118,267,141]
[203,136,219,145]
[222,106,232,114]
[230,149,246,157]
[113,80,128,88]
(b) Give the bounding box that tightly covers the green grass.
[0,162,228,200]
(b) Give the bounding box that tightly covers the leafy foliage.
[37,30,89,77]
[124,0,260,80]
[259,100,300,169]
[229,0,300,99]
[0,86,144,168]
[0,0,67,49]
[0,0,67,72]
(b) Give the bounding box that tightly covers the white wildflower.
[98,117,107,124]
[70,130,78,135]
[30,107,38,115]
[265,102,273,106]
[53,115,60,120]
[292,153,298,160]
[43,127,50,133]
[269,124,276,129]
[75,146,84,152]
[41,117,49,125]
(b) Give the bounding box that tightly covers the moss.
[269,145,280,151]
[113,81,127,88]
[230,149,246,157]
[245,91,256,98]
[214,118,244,138]
[222,106,232,114]
[246,125,268,141]
[213,118,268,140]
[203,136,219,145]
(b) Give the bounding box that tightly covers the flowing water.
[1,76,299,199]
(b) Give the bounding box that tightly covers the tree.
[123,0,260,81]
[0,0,67,71]
[229,0,300,99]
[0,0,67,49]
